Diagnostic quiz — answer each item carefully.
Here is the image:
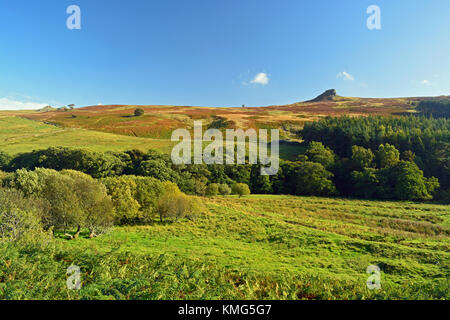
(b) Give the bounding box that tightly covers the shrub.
[8,168,114,236]
[391,161,439,201]
[218,184,231,196]
[232,183,251,198]
[305,142,336,169]
[155,182,182,221]
[134,108,145,117]
[9,168,82,232]
[7,147,126,178]
[133,176,166,222]
[155,182,205,222]
[0,188,51,244]
[101,176,141,224]
[156,192,204,222]
[292,162,337,196]
[192,177,208,196]
[61,170,114,237]
[0,151,11,170]
[376,143,400,169]
[206,183,219,197]
[351,145,375,169]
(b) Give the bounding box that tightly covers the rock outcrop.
[308,89,337,102]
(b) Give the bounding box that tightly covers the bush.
[134,108,145,117]
[0,151,11,170]
[376,144,400,169]
[102,175,168,223]
[155,182,203,221]
[206,183,219,197]
[101,176,141,224]
[61,170,114,237]
[305,142,336,169]
[218,184,231,196]
[232,183,251,198]
[292,162,337,196]
[7,168,114,236]
[192,177,207,196]
[391,161,439,201]
[137,159,180,182]
[9,168,82,232]
[0,188,51,244]
[351,145,375,169]
[133,176,166,221]
[7,147,126,178]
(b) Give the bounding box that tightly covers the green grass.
[0,116,60,140]
[0,116,304,160]
[0,116,176,155]
[2,195,448,300]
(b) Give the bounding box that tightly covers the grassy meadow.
[0,115,303,160]
[0,94,431,158]
[2,195,448,300]
[0,116,176,155]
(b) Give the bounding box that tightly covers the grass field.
[1,94,425,143]
[2,195,448,300]
[0,116,176,155]
[0,116,303,160]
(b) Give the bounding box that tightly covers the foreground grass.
[1,195,448,300]
[0,116,304,160]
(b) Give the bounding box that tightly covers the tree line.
[301,115,449,200]
[417,99,450,118]
[0,166,251,243]
[0,168,211,243]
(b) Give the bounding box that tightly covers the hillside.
[5,91,449,141]
[0,91,448,159]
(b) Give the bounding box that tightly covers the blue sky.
[0,0,449,109]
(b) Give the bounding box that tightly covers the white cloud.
[337,71,355,81]
[421,80,431,86]
[0,98,49,111]
[250,72,270,85]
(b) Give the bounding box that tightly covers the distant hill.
[4,91,448,140]
[307,89,336,102]
[37,105,75,112]
[304,89,357,103]
[37,105,57,112]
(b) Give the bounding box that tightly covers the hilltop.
[0,91,448,157]
[37,105,57,112]
[6,91,446,140]
[2,194,449,299]
[307,89,340,102]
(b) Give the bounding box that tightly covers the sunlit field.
[2,195,448,300]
